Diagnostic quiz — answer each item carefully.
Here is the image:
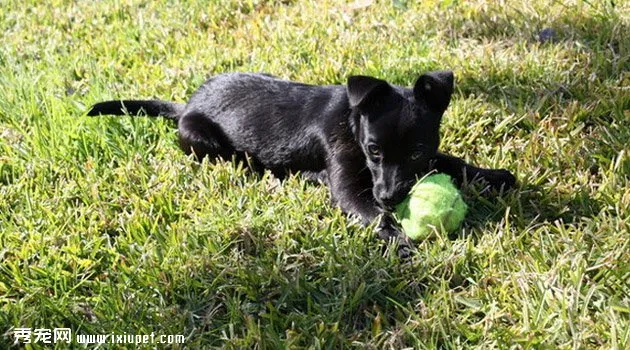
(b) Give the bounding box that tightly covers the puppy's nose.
[377,192,406,210]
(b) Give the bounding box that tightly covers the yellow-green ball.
[394,174,468,240]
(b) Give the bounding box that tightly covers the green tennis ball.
[394,174,468,240]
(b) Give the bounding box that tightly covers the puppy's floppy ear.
[413,70,454,112]
[347,75,391,109]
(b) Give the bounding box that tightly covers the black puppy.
[88,71,515,256]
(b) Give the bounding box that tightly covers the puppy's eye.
[367,144,381,157]
[411,151,423,161]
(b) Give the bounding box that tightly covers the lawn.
[0,0,628,348]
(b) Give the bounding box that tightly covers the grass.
[0,0,628,348]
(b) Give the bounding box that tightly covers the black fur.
[88,72,516,257]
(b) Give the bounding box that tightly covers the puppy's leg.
[327,159,413,258]
[433,152,516,190]
[178,112,235,161]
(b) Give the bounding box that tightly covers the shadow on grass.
[457,8,625,105]
[162,236,435,346]
[448,3,625,53]
[514,183,604,225]
[461,180,603,232]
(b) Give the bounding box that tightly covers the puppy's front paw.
[377,216,414,259]
[395,239,413,259]
[483,168,516,191]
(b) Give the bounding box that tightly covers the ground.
[0,0,628,348]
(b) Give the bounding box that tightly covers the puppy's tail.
[87,100,185,121]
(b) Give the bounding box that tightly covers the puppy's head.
[347,71,454,209]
